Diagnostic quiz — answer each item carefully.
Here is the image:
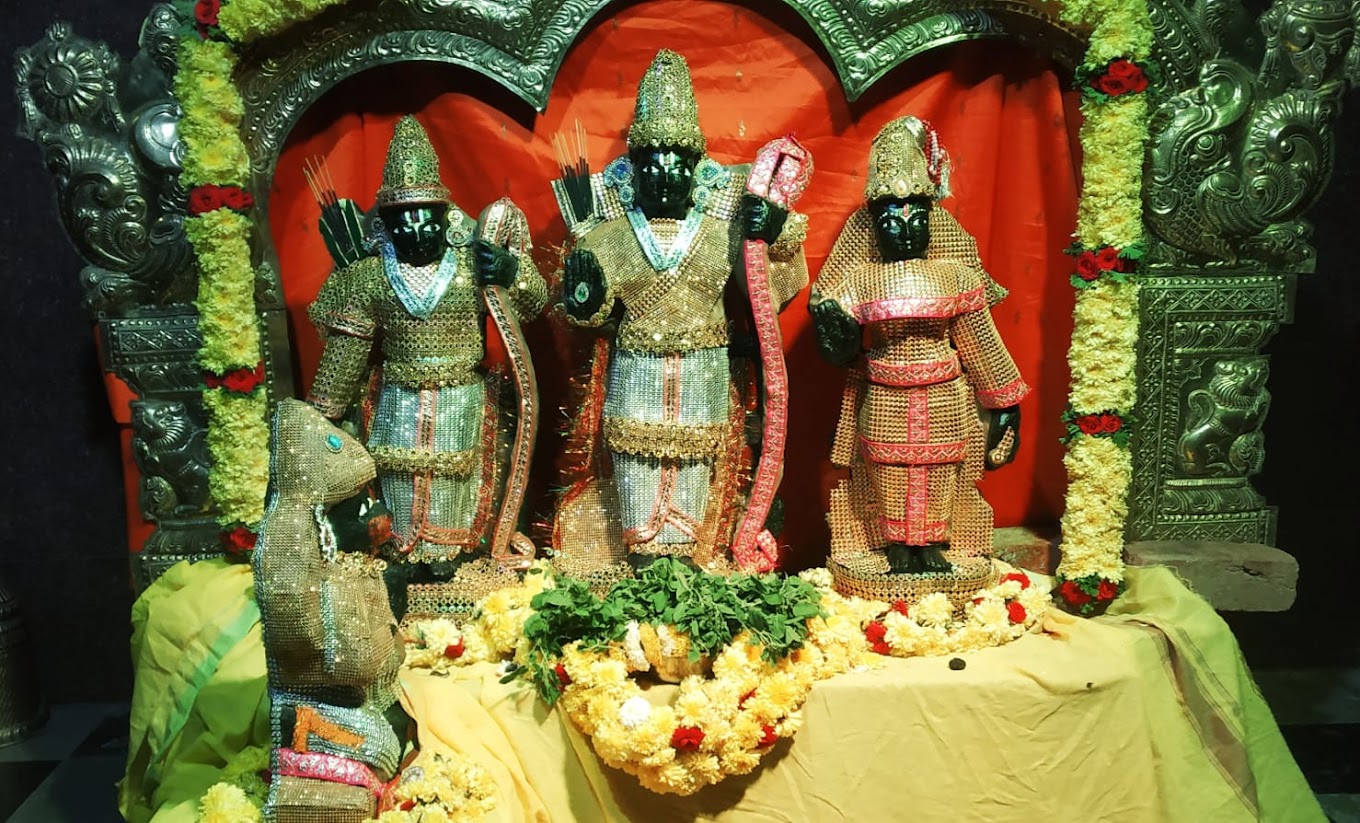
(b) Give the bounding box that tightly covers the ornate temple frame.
[14,0,1357,590]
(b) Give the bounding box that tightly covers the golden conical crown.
[626,49,706,154]
[375,115,450,208]
[865,116,951,201]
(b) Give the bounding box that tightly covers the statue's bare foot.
[884,543,923,574]
[920,542,953,574]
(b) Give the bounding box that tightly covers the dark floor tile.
[6,755,125,823]
[1281,724,1360,794]
[0,760,59,820]
[1318,793,1360,823]
[71,711,129,758]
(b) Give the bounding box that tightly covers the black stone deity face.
[632,146,699,220]
[869,196,932,261]
[381,204,449,266]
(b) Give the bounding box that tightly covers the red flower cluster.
[194,0,221,27]
[1090,58,1149,97]
[1074,412,1123,436]
[889,600,910,617]
[443,640,464,660]
[1058,580,1090,607]
[188,184,254,216]
[864,621,890,655]
[1000,572,1030,589]
[1074,245,1133,281]
[671,726,705,751]
[1006,601,1027,624]
[204,362,265,394]
[1058,579,1122,608]
[554,663,571,686]
[758,725,778,748]
[220,525,257,555]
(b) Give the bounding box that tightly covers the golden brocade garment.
[556,161,809,563]
[307,208,548,562]
[818,207,1027,554]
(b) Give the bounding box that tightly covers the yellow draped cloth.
[119,561,1323,823]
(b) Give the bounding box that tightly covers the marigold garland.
[175,32,270,541]
[196,745,270,822]
[367,752,498,822]
[1047,0,1153,610]
[403,565,1051,795]
[216,0,349,44]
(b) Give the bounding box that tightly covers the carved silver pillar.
[1128,272,1292,544]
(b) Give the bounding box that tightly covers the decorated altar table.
[119,562,1322,823]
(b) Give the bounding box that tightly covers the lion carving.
[131,399,211,517]
[1178,359,1271,477]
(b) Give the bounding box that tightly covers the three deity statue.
[272,46,1028,629]
[249,45,1027,820]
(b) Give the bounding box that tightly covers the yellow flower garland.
[405,566,1052,795]
[196,745,270,822]
[175,36,269,532]
[366,753,498,822]
[217,0,350,44]
[1049,0,1152,600]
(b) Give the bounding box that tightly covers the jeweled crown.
[626,49,706,154]
[376,115,451,209]
[865,116,952,201]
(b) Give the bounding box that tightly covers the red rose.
[221,362,266,393]
[1106,58,1149,93]
[871,640,891,655]
[864,621,887,644]
[1097,580,1120,601]
[890,600,909,617]
[1001,572,1031,589]
[194,0,221,26]
[1106,58,1139,80]
[400,800,416,811]
[1059,580,1092,606]
[220,186,254,211]
[1095,246,1121,271]
[443,640,464,659]
[1100,412,1123,434]
[187,185,222,216]
[220,525,257,554]
[1076,414,1104,435]
[758,725,778,748]
[554,663,571,686]
[671,726,705,752]
[1007,601,1027,624]
[1075,250,1101,281]
[1094,73,1133,96]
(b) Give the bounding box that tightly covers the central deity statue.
[307,116,547,609]
[811,117,1026,596]
[551,50,811,574]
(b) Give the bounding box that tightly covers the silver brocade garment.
[818,206,1027,555]
[557,160,808,560]
[307,212,548,562]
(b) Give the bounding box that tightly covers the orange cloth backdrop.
[267,0,1081,565]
